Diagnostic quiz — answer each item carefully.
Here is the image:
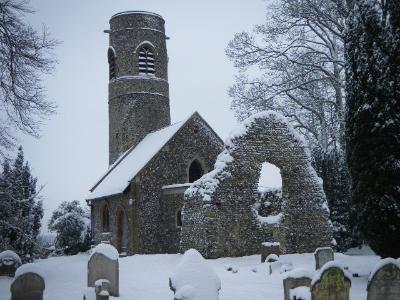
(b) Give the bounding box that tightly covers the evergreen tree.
[48,200,91,255]
[345,0,400,257]
[0,147,43,261]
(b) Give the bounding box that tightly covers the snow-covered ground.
[0,248,380,300]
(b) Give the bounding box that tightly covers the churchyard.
[1,245,399,300]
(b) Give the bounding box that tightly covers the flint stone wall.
[11,272,45,300]
[181,111,333,258]
[88,253,119,297]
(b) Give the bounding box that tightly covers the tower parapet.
[107,11,170,165]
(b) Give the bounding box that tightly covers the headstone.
[170,249,221,300]
[88,244,119,297]
[367,258,400,300]
[283,269,313,300]
[261,242,280,263]
[314,247,334,270]
[11,272,45,300]
[95,279,110,300]
[0,250,22,277]
[311,263,351,300]
[290,286,311,300]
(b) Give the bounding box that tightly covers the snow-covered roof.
[88,112,204,201]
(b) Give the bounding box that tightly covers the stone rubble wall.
[181,111,333,258]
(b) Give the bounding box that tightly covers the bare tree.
[226,0,349,152]
[0,0,57,157]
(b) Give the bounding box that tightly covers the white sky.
[19,0,280,225]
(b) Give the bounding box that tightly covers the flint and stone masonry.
[181,112,333,257]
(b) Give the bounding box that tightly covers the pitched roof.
[87,112,209,200]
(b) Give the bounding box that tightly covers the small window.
[138,46,155,75]
[108,48,116,80]
[176,210,182,227]
[189,159,204,183]
[102,204,110,232]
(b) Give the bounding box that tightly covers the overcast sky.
[19,0,280,225]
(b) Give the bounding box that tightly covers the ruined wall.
[181,111,333,258]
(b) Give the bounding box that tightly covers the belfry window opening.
[138,46,155,75]
[108,48,116,80]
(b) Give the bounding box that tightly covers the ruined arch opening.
[188,159,204,183]
[257,162,283,217]
[116,208,128,253]
[102,203,110,232]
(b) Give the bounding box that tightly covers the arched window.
[102,204,110,232]
[188,159,204,183]
[176,210,182,227]
[108,48,116,80]
[138,45,155,75]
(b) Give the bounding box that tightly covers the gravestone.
[311,263,351,300]
[261,242,280,263]
[367,259,400,300]
[11,272,45,300]
[88,244,119,297]
[314,247,334,270]
[0,250,21,277]
[283,269,313,300]
[170,249,221,300]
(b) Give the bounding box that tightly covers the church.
[86,11,224,255]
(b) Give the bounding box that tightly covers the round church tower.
[107,11,170,165]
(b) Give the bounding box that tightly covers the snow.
[88,113,194,200]
[170,249,221,300]
[0,251,380,300]
[14,263,46,279]
[111,11,163,20]
[94,279,110,287]
[311,261,352,285]
[0,250,21,265]
[265,254,279,262]
[91,244,119,261]
[368,257,400,282]
[290,286,311,300]
[282,268,314,279]
[262,242,280,247]
[185,150,234,202]
[162,183,192,189]
[256,211,283,225]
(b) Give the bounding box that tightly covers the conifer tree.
[0,147,43,260]
[346,0,400,257]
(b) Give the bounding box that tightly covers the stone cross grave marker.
[0,250,21,277]
[311,262,351,300]
[367,258,400,300]
[314,247,334,270]
[88,244,119,297]
[11,271,45,300]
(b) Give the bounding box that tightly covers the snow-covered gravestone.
[261,241,280,263]
[0,250,22,277]
[367,258,400,300]
[10,263,45,300]
[170,249,221,300]
[88,244,119,297]
[283,269,313,300]
[311,262,351,300]
[314,247,334,270]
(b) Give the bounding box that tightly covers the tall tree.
[0,146,43,260]
[345,0,400,257]
[0,0,57,157]
[226,0,359,250]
